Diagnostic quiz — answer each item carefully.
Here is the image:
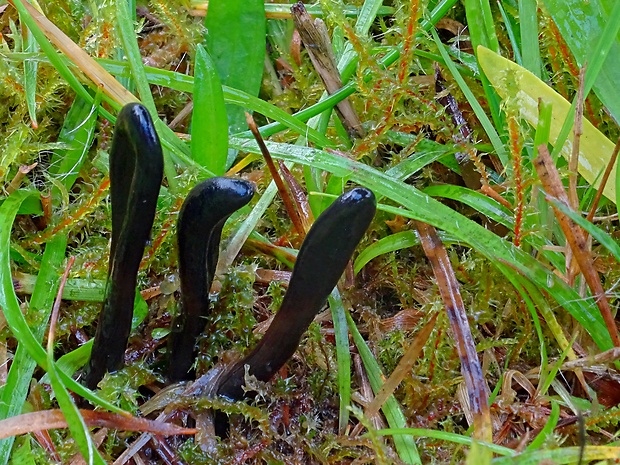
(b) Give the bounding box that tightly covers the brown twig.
[40,191,53,228]
[534,145,620,347]
[291,2,364,138]
[47,256,75,352]
[278,161,314,234]
[414,221,491,442]
[5,162,37,195]
[566,66,586,284]
[351,313,437,436]
[568,66,586,210]
[586,135,620,222]
[435,64,481,191]
[245,112,306,237]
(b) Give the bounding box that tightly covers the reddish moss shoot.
[508,117,524,247]
[32,177,111,245]
[399,0,421,84]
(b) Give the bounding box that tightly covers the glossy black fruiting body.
[168,178,255,381]
[83,103,164,390]
[216,187,376,401]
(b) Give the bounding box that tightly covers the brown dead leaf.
[0,410,196,439]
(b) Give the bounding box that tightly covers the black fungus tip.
[215,186,375,401]
[168,177,255,382]
[83,103,163,390]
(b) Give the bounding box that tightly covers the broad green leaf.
[205,0,266,137]
[191,44,228,174]
[541,0,620,125]
[477,46,617,203]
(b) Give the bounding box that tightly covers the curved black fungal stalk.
[83,103,164,390]
[168,177,255,381]
[216,187,376,401]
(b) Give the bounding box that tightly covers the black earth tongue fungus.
[83,103,164,390]
[215,187,376,402]
[168,177,255,382]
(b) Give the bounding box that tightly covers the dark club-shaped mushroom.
[83,103,164,390]
[168,178,255,381]
[215,187,376,401]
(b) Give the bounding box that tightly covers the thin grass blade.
[191,44,228,174]
[205,0,265,169]
[347,311,421,464]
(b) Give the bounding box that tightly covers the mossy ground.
[1,0,620,463]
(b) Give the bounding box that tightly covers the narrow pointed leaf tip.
[216,187,376,401]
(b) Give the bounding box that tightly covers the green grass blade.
[328,290,351,435]
[191,44,228,174]
[534,100,553,148]
[376,428,515,456]
[11,0,96,108]
[224,88,334,148]
[519,0,542,78]
[115,0,179,190]
[354,230,457,274]
[205,0,265,136]
[218,181,278,274]
[423,185,514,229]
[496,1,522,65]
[46,355,107,465]
[498,268,548,377]
[259,2,396,18]
[46,304,106,465]
[97,60,335,149]
[546,197,620,262]
[347,312,421,464]
[115,0,154,113]
[0,234,66,464]
[355,231,420,274]
[385,142,457,180]
[50,95,100,192]
[463,0,502,128]
[617,150,620,210]
[23,25,39,128]
[464,0,499,53]
[491,446,620,464]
